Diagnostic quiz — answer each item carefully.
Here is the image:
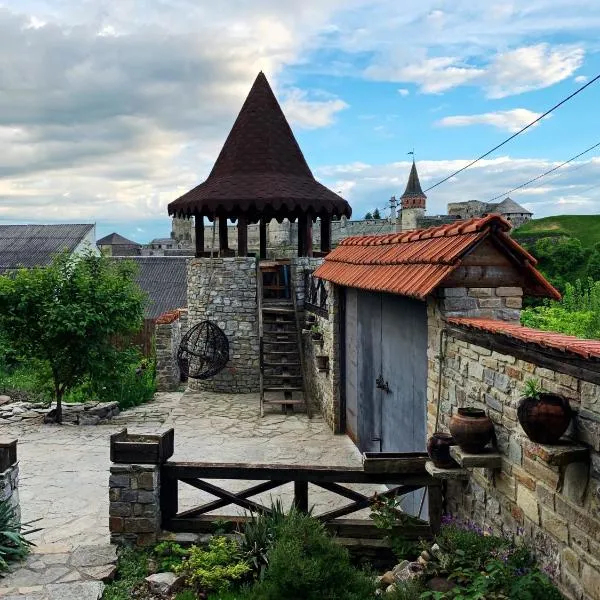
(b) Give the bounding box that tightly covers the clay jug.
[517,393,571,444]
[449,408,494,453]
[427,432,456,468]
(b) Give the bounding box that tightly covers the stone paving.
[0,390,365,596]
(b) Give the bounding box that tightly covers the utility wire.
[423,73,600,193]
[486,141,600,202]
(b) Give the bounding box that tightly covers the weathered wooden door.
[344,289,428,513]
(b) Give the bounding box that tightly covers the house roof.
[488,197,532,215]
[314,215,559,300]
[168,72,351,223]
[110,257,188,319]
[0,224,94,270]
[448,317,600,359]
[97,232,141,246]
[401,161,426,200]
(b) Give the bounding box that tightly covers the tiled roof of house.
[0,224,94,270]
[314,215,559,300]
[447,317,600,359]
[97,232,141,246]
[168,72,351,222]
[110,257,187,320]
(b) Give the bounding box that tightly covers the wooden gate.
[343,289,428,514]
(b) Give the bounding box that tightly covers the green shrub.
[177,536,251,593]
[386,579,425,599]
[152,541,190,572]
[0,499,35,573]
[249,509,375,600]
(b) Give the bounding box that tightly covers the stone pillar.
[187,257,260,393]
[109,464,161,546]
[155,311,183,392]
[0,441,19,523]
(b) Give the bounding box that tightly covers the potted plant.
[449,408,494,453]
[517,379,572,444]
[311,324,323,342]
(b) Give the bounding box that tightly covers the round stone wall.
[187,257,260,393]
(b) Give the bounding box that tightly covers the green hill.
[513,215,600,249]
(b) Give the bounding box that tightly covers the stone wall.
[109,464,161,546]
[187,257,259,393]
[437,286,522,322]
[427,297,600,600]
[155,309,187,392]
[303,280,343,432]
[0,442,19,523]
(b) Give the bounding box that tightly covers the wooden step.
[263,386,303,392]
[264,373,302,380]
[263,399,305,406]
[262,306,295,314]
[263,340,297,346]
[263,362,301,368]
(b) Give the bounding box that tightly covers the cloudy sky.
[1,1,600,242]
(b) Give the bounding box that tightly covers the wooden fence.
[112,318,156,357]
[159,460,441,538]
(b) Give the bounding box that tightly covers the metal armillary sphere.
[177,320,229,380]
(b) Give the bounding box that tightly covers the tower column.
[219,217,229,255]
[259,219,267,260]
[320,215,331,254]
[237,216,248,257]
[195,217,205,257]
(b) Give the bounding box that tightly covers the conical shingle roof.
[168,72,351,222]
[400,160,426,209]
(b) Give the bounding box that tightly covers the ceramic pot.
[427,433,456,468]
[517,393,571,444]
[449,408,494,453]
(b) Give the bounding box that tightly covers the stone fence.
[428,300,600,600]
[0,440,20,522]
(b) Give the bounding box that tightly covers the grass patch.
[102,547,149,600]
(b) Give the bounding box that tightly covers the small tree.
[372,208,381,220]
[0,250,145,423]
[364,212,373,220]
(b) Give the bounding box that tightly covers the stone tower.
[172,216,194,244]
[398,160,427,232]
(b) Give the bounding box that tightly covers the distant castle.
[139,160,533,256]
[396,159,533,232]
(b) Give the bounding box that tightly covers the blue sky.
[0,1,599,243]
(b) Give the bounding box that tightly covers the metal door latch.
[375,374,391,393]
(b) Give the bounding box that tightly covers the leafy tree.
[372,208,381,220]
[364,212,373,220]
[0,250,145,423]
[587,249,600,281]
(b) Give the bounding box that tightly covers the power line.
[423,73,600,193]
[486,141,600,202]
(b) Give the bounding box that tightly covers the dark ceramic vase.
[449,408,494,453]
[517,393,571,444]
[427,432,456,468]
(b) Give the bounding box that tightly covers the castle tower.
[398,160,427,232]
[172,216,194,244]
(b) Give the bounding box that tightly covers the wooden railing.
[304,271,328,318]
[160,458,442,537]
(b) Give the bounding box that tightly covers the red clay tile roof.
[168,72,351,222]
[447,317,600,359]
[314,214,560,300]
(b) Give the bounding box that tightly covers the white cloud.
[485,44,584,98]
[397,88,409,96]
[436,109,544,133]
[281,88,348,129]
[575,75,588,83]
[367,56,485,93]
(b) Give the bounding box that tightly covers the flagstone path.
[0,390,364,597]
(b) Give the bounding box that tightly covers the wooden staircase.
[259,302,309,416]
